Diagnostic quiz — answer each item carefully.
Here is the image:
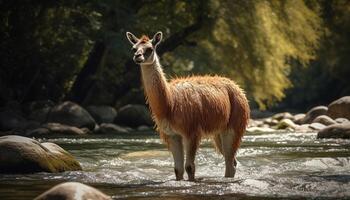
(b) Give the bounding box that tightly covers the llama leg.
[184,136,199,181]
[220,131,236,177]
[168,134,184,180]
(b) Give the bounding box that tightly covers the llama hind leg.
[184,136,199,181]
[168,134,184,180]
[220,131,237,177]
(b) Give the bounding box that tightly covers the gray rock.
[309,122,326,131]
[47,101,96,130]
[327,96,350,120]
[295,124,313,133]
[272,112,294,121]
[277,119,297,129]
[114,104,153,128]
[0,135,81,173]
[248,119,264,127]
[137,125,152,131]
[0,110,27,131]
[301,106,328,124]
[312,115,337,126]
[246,126,275,133]
[34,182,111,200]
[263,118,279,126]
[27,123,86,137]
[86,106,117,124]
[317,122,350,139]
[95,123,129,134]
[335,118,349,124]
[293,113,306,124]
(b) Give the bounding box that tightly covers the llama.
[126,31,250,181]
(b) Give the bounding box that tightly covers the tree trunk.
[66,41,106,104]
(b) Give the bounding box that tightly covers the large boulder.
[327,96,350,120]
[312,115,337,126]
[34,182,111,200]
[317,122,350,139]
[86,105,117,124]
[47,101,96,130]
[0,135,81,173]
[0,110,27,131]
[300,106,328,124]
[27,123,87,137]
[114,104,153,128]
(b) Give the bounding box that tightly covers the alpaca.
[126,31,250,181]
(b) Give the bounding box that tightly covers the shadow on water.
[0,131,350,199]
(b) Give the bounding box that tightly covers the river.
[0,131,349,199]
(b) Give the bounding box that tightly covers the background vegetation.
[0,0,349,111]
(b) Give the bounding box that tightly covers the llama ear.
[126,32,139,45]
[152,31,163,47]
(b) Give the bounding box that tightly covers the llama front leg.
[220,132,236,178]
[184,136,199,181]
[168,134,184,180]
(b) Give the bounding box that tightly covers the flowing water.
[0,131,350,200]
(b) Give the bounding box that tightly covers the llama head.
[126,31,163,65]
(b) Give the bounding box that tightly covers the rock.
[293,113,306,124]
[327,96,350,120]
[86,105,117,124]
[26,100,54,123]
[301,106,328,124]
[295,124,313,133]
[263,118,279,126]
[47,101,96,130]
[0,110,27,131]
[94,123,129,134]
[137,125,152,131]
[248,119,264,127]
[34,182,111,200]
[0,135,81,173]
[335,118,349,124]
[246,126,275,133]
[121,150,169,159]
[317,122,350,139]
[309,122,326,131]
[27,123,86,137]
[114,104,153,128]
[277,119,297,129]
[272,112,294,121]
[312,115,337,126]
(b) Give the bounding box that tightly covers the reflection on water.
[0,132,350,199]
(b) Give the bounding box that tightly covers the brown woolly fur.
[128,32,250,179]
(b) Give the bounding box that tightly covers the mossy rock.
[0,135,81,173]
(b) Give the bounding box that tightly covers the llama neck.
[140,56,172,120]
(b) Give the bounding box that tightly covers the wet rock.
[47,101,96,130]
[317,122,350,139]
[27,123,86,137]
[94,123,129,134]
[0,135,81,173]
[246,126,275,133]
[335,118,349,124]
[263,118,279,126]
[0,110,27,131]
[114,104,153,128]
[327,96,350,120]
[301,106,328,124]
[86,105,117,124]
[312,115,337,126]
[122,150,169,159]
[34,182,111,200]
[309,122,326,131]
[272,112,293,121]
[277,119,297,130]
[295,124,313,133]
[26,100,54,123]
[293,113,306,124]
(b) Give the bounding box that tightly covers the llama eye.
[132,47,137,53]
